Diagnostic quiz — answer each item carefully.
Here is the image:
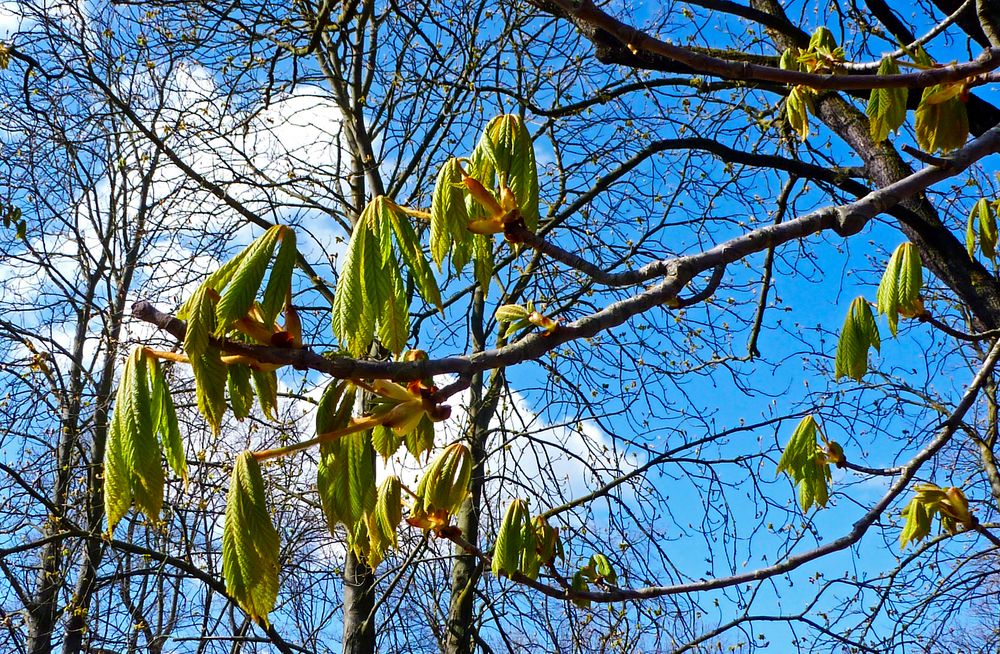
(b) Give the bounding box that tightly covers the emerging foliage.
[967,197,999,262]
[332,196,440,357]
[222,451,280,625]
[776,415,832,512]
[900,483,976,549]
[866,57,908,142]
[876,242,924,336]
[834,297,881,381]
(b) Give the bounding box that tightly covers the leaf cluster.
[776,415,832,512]
[834,297,880,381]
[104,348,186,532]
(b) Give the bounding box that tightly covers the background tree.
[5,1,1000,653]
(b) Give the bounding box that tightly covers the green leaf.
[980,198,998,260]
[485,115,539,231]
[149,359,186,482]
[183,286,216,360]
[472,233,493,293]
[344,431,376,526]
[316,380,355,435]
[222,451,280,625]
[866,57,907,142]
[896,243,924,318]
[492,498,527,577]
[404,414,435,460]
[915,90,969,153]
[227,364,255,420]
[251,368,278,421]
[377,255,409,356]
[215,227,281,333]
[332,219,371,356]
[317,439,350,530]
[104,390,131,532]
[105,349,164,530]
[371,196,396,269]
[260,228,297,327]
[430,158,471,272]
[389,204,442,309]
[786,86,814,141]
[192,346,228,433]
[776,415,832,512]
[835,297,880,381]
[123,350,163,521]
[372,424,402,459]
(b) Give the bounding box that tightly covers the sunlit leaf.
[776,415,831,512]
[222,451,280,625]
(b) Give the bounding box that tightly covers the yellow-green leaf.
[260,228,297,326]
[222,451,280,625]
[192,346,228,434]
[867,57,907,142]
[915,89,969,153]
[776,415,832,512]
[227,364,255,420]
[251,368,278,421]
[835,297,880,381]
[215,227,281,333]
[492,498,528,577]
[430,158,471,272]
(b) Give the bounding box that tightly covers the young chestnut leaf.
[105,348,165,531]
[492,498,530,578]
[967,198,998,262]
[915,84,969,153]
[900,483,976,549]
[776,415,832,512]
[834,296,880,381]
[867,57,907,142]
[222,451,280,625]
[876,242,924,336]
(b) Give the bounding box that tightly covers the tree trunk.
[444,289,502,654]
[342,552,377,654]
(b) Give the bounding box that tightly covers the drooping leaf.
[472,233,494,293]
[786,86,814,141]
[251,368,278,421]
[192,346,228,434]
[388,203,442,309]
[968,198,998,262]
[377,255,409,356]
[915,88,969,153]
[483,115,539,231]
[227,364,255,420]
[317,438,350,531]
[104,385,132,532]
[183,286,216,360]
[834,297,880,381]
[898,483,974,548]
[404,414,436,460]
[344,431,377,526]
[222,451,280,625]
[260,228,297,327]
[372,424,403,459]
[122,349,163,521]
[430,157,471,272]
[867,57,908,142]
[492,498,528,578]
[776,415,832,512]
[149,358,186,482]
[877,243,924,336]
[316,380,355,435]
[332,218,373,356]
